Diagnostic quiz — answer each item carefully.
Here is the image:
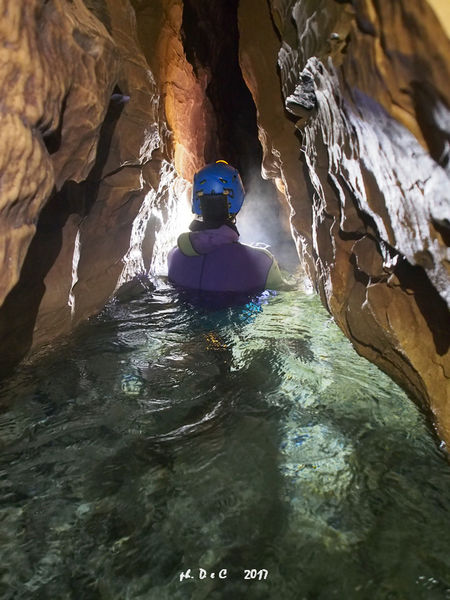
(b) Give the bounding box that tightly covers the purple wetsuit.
[168,225,277,293]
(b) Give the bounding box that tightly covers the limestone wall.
[0,0,206,373]
[238,0,450,444]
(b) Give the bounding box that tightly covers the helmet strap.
[199,194,229,222]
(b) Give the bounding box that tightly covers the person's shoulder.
[238,243,274,260]
[177,232,200,256]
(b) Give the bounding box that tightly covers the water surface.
[0,283,449,599]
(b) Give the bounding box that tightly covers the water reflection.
[0,284,449,599]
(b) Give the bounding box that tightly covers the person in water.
[168,160,289,294]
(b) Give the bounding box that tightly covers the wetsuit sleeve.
[177,232,200,256]
[265,256,286,289]
[260,248,295,290]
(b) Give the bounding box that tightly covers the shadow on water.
[0,283,449,599]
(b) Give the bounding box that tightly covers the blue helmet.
[192,160,245,217]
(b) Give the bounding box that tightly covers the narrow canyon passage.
[0,0,448,446]
[178,0,299,265]
[0,0,449,598]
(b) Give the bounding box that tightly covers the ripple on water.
[0,287,448,599]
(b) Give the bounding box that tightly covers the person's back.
[168,224,283,293]
[168,160,288,295]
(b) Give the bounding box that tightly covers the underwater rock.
[238,0,450,445]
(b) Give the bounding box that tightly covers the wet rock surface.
[238,0,450,444]
[0,0,202,374]
[0,0,118,309]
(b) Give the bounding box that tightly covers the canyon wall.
[238,0,450,445]
[0,0,206,374]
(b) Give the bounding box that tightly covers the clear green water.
[0,283,449,600]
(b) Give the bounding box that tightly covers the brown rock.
[130,0,213,181]
[239,0,450,445]
[0,0,207,372]
[0,0,118,309]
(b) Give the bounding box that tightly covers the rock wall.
[0,0,116,370]
[0,0,206,374]
[238,0,450,445]
[130,0,213,182]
